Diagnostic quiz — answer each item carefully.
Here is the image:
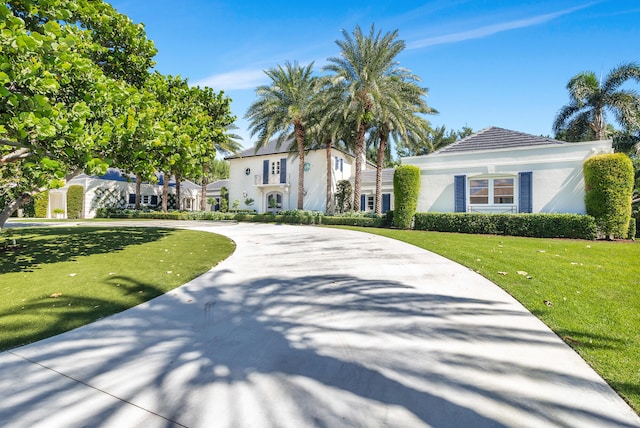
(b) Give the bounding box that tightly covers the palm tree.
[310,77,356,213]
[246,61,318,210]
[324,24,407,211]
[368,76,435,214]
[553,62,640,141]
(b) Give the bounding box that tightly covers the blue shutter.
[382,193,391,213]
[150,195,158,206]
[518,172,533,213]
[128,193,136,204]
[335,156,339,170]
[340,159,343,172]
[280,158,287,184]
[263,160,269,184]
[361,194,366,211]
[454,175,466,212]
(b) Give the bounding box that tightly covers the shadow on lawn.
[0,227,173,274]
[0,274,166,351]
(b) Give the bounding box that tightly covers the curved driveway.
[1,222,638,427]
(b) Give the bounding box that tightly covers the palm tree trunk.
[325,139,333,213]
[375,133,388,215]
[594,107,605,140]
[162,174,168,212]
[353,122,366,211]
[295,122,305,210]
[135,175,141,210]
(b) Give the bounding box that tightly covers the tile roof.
[350,168,395,184]
[226,139,298,159]
[206,179,229,191]
[435,127,565,154]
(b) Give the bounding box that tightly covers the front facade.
[226,141,355,213]
[48,169,203,219]
[403,127,613,215]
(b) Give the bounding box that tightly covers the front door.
[266,192,283,213]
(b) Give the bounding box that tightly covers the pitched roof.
[226,139,298,159]
[226,138,358,160]
[435,127,565,154]
[206,179,229,191]
[350,168,395,184]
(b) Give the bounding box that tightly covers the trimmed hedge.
[414,212,597,240]
[66,185,84,219]
[33,191,49,218]
[393,165,420,229]
[584,153,634,238]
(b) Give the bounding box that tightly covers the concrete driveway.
[1,222,638,427]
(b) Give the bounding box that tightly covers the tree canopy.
[0,0,237,227]
[553,63,640,141]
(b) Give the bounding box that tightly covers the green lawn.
[0,226,235,351]
[337,226,640,413]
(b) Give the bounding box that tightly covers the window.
[493,178,514,204]
[142,195,150,204]
[469,179,489,204]
[271,161,280,175]
[367,195,374,211]
[469,177,515,205]
[245,167,251,176]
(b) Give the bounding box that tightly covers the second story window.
[271,160,280,175]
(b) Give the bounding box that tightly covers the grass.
[336,226,640,413]
[0,226,235,351]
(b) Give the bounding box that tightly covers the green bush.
[33,191,49,218]
[335,180,353,213]
[413,212,597,240]
[628,217,636,240]
[584,153,634,239]
[393,165,421,229]
[66,185,84,219]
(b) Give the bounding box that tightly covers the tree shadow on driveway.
[1,269,636,427]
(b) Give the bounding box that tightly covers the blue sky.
[110,0,639,151]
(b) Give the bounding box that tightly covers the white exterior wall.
[228,149,353,213]
[52,176,201,219]
[403,140,613,214]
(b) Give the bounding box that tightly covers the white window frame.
[468,175,517,212]
[271,160,280,175]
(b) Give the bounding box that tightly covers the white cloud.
[407,4,592,50]
[193,69,268,91]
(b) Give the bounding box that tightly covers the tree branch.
[0,138,24,148]
[1,148,32,165]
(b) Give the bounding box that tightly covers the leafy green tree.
[0,0,157,229]
[324,24,407,211]
[553,63,640,141]
[246,61,319,210]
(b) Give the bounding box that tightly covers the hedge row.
[414,212,597,240]
[95,208,389,227]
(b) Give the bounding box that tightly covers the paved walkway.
[1,222,638,427]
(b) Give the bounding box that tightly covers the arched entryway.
[266,191,283,213]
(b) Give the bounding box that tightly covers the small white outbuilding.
[402,127,613,215]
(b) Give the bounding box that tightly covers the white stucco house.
[225,141,358,213]
[402,127,613,215]
[47,169,203,219]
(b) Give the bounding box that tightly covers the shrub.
[413,212,597,240]
[335,180,353,213]
[584,153,634,239]
[33,191,49,218]
[393,165,421,229]
[66,185,84,219]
